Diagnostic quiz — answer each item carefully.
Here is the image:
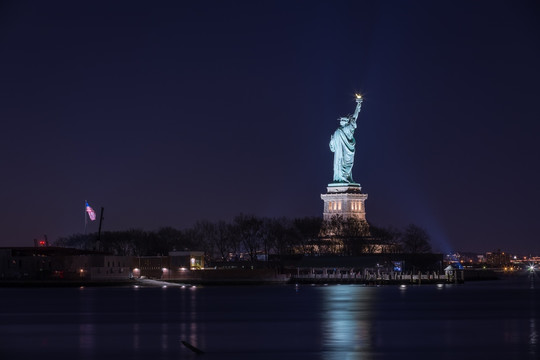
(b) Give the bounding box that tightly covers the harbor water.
[0,274,538,359]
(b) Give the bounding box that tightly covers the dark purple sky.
[1,1,539,255]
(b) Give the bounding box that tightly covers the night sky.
[1,1,539,254]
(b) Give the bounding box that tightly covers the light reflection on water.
[79,323,95,349]
[321,285,375,360]
[529,271,538,357]
[132,323,139,350]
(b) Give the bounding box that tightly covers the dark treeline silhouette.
[54,215,433,262]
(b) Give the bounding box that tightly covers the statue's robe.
[330,121,356,183]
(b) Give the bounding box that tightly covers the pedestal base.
[321,184,367,221]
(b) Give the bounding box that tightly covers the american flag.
[85,201,96,221]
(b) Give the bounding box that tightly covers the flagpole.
[84,200,87,234]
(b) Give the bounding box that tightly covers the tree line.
[54,215,432,262]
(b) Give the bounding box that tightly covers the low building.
[169,251,204,270]
[131,251,205,279]
[486,250,511,267]
[63,255,133,280]
[132,256,169,279]
[0,247,133,281]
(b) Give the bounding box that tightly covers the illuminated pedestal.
[320,183,368,221]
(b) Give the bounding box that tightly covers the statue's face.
[340,118,348,126]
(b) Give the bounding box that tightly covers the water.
[1,274,538,359]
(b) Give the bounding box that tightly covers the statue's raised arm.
[350,94,363,123]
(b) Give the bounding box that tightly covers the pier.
[290,268,464,285]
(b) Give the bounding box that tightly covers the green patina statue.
[329,95,363,183]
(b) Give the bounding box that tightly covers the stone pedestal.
[320,183,368,221]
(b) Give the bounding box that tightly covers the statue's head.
[339,116,349,126]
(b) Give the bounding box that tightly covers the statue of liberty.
[329,95,363,183]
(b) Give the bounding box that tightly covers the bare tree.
[368,225,402,253]
[233,214,263,263]
[156,227,184,253]
[54,233,94,250]
[192,220,217,260]
[341,217,370,255]
[258,217,295,258]
[214,221,234,261]
[401,224,432,254]
[293,216,324,255]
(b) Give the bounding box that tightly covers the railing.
[291,271,456,284]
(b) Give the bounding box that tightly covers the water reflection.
[321,285,375,360]
[530,317,537,345]
[188,287,198,347]
[78,288,96,358]
[161,323,168,351]
[177,286,202,354]
[530,290,538,357]
[530,269,538,357]
[133,323,140,350]
[78,323,95,351]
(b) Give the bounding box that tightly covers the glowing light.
[355,93,362,99]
